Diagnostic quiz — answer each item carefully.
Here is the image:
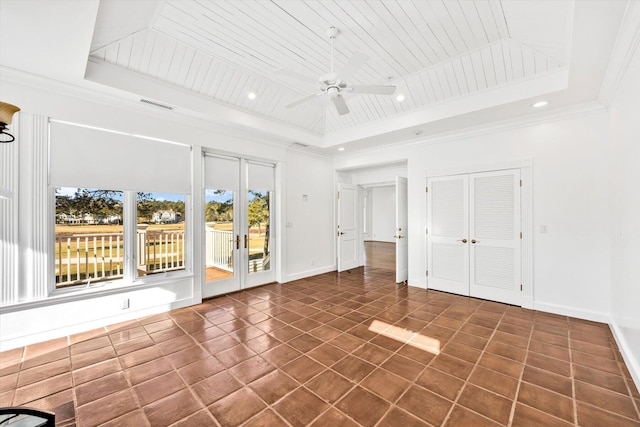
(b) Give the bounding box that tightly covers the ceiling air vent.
[291,142,309,148]
[140,99,175,110]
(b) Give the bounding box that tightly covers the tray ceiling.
[88,0,571,137]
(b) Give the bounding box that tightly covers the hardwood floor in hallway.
[364,241,395,271]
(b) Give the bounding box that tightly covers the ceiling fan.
[283,27,396,116]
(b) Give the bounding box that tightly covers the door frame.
[337,183,359,272]
[395,176,409,283]
[425,159,533,309]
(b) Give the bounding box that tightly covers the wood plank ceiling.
[89,0,570,136]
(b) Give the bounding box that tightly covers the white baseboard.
[282,265,336,283]
[533,301,610,323]
[408,279,427,289]
[0,298,195,352]
[610,322,640,392]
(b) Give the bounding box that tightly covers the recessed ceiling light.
[248,91,257,100]
[396,93,406,102]
[532,101,548,108]
[338,147,345,151]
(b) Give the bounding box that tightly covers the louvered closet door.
[469,170,521,305]
[427,175,470,295]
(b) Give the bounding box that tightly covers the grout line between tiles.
[507,310,535,426]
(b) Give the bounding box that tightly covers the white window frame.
[49,188,192,296]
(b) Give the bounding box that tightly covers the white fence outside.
[137,227,185,275]
[55,226,265,287]
[204,227,266,273]
[55,227,186,287]
[55,233,124,285]
[205,227,234,272]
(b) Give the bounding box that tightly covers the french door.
[427,169,521,305]
[203,154,275,298]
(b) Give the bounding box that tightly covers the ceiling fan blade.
[331,94,350,116]
[285,91,324,109]
[349,85,397,95]
[337,51,369,82]
[276,69,317,85]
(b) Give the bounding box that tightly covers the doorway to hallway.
[364,241,395,270]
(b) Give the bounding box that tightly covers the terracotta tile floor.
[1,267,639,426]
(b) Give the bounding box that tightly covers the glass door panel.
[205,190,236,282]
[203,155,241,297]
[247,190,271,274]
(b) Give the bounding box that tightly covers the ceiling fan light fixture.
[532,100,548,108]
[396,93,406,102]
[247,91,257,100]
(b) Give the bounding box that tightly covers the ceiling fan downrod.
[326,26,339,74]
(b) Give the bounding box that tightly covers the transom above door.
[203,154,275,298]
[427,169,522,306]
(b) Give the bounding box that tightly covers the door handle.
[457,239,468,243]
[244,235,248,249]
[471,239,479,244]
[338,231,345,236]
[394,235,404,239]
[235,235,240,250]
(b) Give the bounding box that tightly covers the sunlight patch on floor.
[368,319,440,355]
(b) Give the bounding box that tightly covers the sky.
[57,187,184,202]
[57,187,259,203]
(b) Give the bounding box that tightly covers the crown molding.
[335,100,605,163]
[599,1,640,107]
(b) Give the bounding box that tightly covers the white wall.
[283,149,336,281]
[0,71,335,350]
[607,43,640,386]
[369,186,396,242]
[335,108,611,322]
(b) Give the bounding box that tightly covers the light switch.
[540,225,547,233]
[302,194,308,202]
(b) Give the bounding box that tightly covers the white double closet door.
[427,169,522,306]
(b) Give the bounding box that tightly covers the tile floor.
[1,268,639,426]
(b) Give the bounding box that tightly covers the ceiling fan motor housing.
[326,26,339,39]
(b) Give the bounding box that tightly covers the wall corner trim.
[610,321,640,393]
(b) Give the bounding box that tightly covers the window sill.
[0,270,194,314]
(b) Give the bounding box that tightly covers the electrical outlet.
[122,298,130,310]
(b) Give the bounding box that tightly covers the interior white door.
[338,183,359,271]
[395,176,408,283]
[427,175,470,295]
[469,170,521,305]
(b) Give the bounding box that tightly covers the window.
[49,120,192,290]
[136,192,186,277]
[54,188,187,289]
[55,187,124,288]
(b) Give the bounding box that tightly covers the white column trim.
[521,164,534,309]
[19,114,49,301]
[0,114,20,305]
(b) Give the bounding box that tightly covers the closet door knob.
[471,239,479,244]
[457,239,467,243]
